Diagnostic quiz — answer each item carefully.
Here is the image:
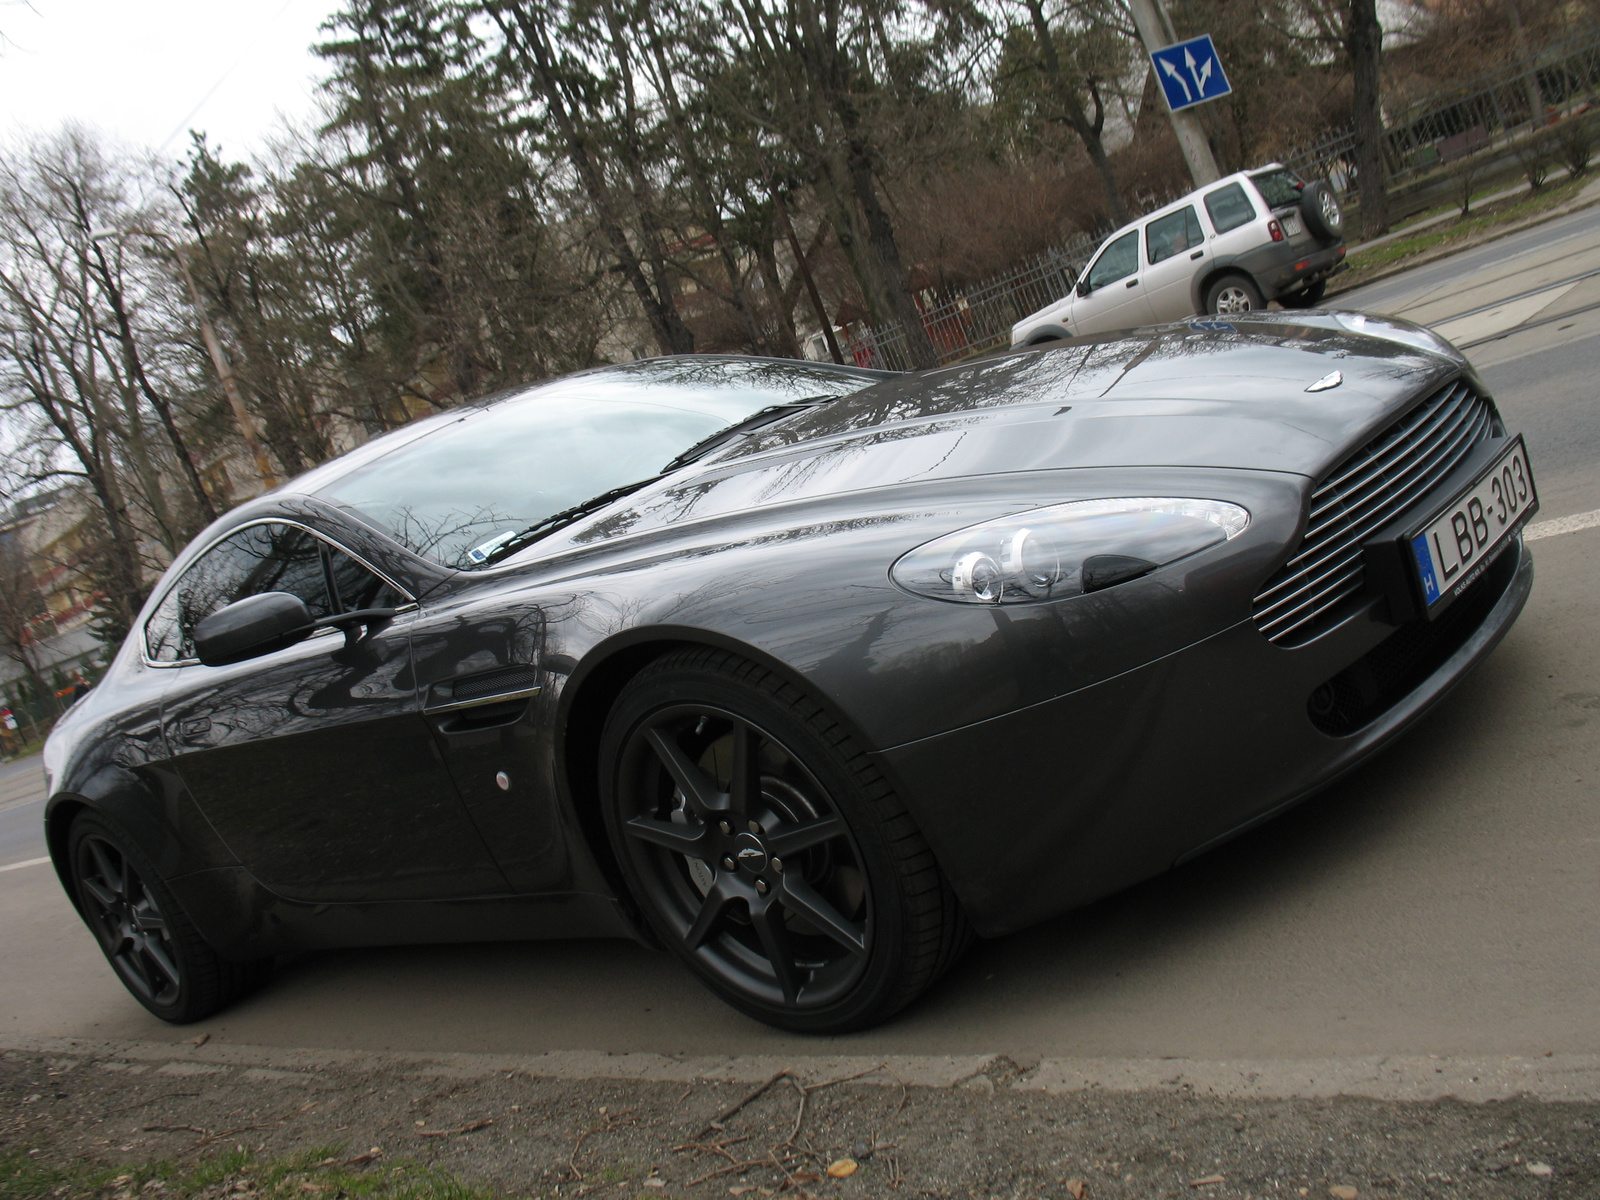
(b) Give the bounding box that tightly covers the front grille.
[1252,379,1497,644]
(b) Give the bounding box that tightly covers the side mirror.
[193,592,314,666]
[1076,279,1091,297]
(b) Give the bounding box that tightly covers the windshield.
[1249,168,1304,210]
[317,358,882,569]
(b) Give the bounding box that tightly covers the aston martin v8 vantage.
[43,314,1537,1032]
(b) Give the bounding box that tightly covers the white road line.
[1526,508,1600,541]
[0,856,49,873]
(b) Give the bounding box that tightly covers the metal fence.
[844,26,1600,371]
[841,234,1099,370]
[1285,24,1600,196]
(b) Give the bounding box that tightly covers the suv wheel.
[1280,280,1327,309]
[1206,274,1263,315]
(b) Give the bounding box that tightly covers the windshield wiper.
[660,394,840,473]
[476,395,845,569]
[477,474,665,567]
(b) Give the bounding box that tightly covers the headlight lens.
[890,497,1250,605]
[1333,312,1464,361]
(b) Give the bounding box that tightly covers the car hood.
[549,314,1465,550]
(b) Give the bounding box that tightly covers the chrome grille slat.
[1313,382,1470,500]
[1255,403,1494,617]
[1252,380,1497,644]
[1255,408,1491,617]
[1307,387,1479,522]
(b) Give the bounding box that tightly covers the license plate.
[1410,437,1537,613]
[1282,212,1303,236]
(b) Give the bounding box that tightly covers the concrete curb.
[1328,180,1600,300]
[7,1036,1599,1103]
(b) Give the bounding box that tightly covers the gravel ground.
[3,1049,1598,1198]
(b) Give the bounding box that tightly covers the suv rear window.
[1203,183,1257,234]
[1249,168,1305,210]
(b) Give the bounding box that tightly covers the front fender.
[46,762,240,919]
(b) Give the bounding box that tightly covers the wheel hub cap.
[734,833,769,874]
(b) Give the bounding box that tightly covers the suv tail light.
[1268,219,1284,242]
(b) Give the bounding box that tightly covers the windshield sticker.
[467,530,518,564]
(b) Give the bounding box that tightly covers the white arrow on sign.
[1160,56,1193,103]
[1185,47,1213,96]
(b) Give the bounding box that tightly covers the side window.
[326,546,405,613]
[1085,231,1140,292]
[144,524,400,663]
[1146,206,1205,264]
[1204,183,1257,234]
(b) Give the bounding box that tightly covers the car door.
[1142,205,1209,322]
[152,519,508,903]
[406,582,571,896]
[1070,230,1154,335]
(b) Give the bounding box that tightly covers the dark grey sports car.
[43,312,1537,1032]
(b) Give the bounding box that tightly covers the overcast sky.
[1,0,336,160]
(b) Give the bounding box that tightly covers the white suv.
[1011,165,1346,346]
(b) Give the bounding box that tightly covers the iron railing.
[845,26,1600,371]
[840,234,1098,370]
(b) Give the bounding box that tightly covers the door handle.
[1126,279,1138,288]
[1190,250,1205,260]
[423,685,542,716]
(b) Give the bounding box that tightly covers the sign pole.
[1126,0,1222,188]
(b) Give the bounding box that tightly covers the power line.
[156,0,300,155]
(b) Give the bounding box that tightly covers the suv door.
[1071,230,1154,335]
[152,520,508,903]
[1142,205,1208,322]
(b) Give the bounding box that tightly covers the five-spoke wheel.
[75,830,182,1008]
[68,813,269,1022]
[601,649,970,1032]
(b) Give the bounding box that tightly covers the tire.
[1205,273,1264,315]
[1279,279,1327,309]
[68,813,270,1023]
[1300,181,1344,241]
[599,647,972,1033]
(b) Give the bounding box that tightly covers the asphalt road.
[1,223,1596,1067]
[0,757,47,870]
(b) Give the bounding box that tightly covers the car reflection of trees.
[372,503,523,570]
[572,422,984,546]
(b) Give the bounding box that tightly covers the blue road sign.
[1151,34,1231,112]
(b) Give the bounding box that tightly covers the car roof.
[1092,162,1288,251]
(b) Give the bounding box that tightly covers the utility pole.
[1125,0,1222,188]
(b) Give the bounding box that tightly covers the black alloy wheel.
[601,648,970,1033]
[68,814,268,1023]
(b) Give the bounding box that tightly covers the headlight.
[890,498,1250,605]
[1333,312,1464,361]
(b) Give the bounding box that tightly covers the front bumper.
[877,537,1532,937]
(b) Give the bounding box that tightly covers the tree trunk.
[495,4,694,355]
[639,5,768,353]
[1024,0,1129,226]
[1347,0,1389,237]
